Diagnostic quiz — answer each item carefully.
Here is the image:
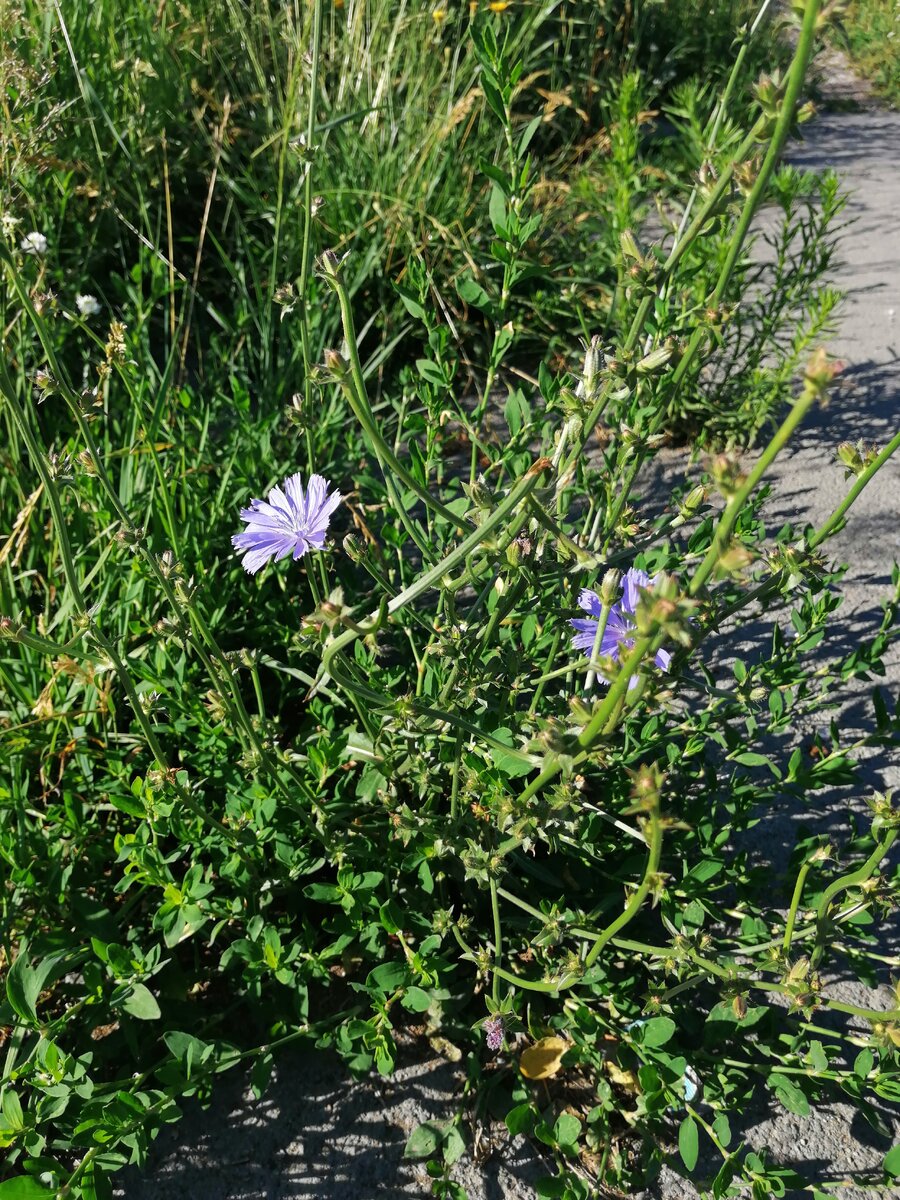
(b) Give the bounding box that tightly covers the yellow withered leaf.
[604,1060,639,1092]
[519,1036,568,1080]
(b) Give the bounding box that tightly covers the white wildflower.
[21,231,48,256]
[76,294,101,317]
[1,213,21,237]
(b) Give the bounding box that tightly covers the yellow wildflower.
[432,6,447,21]
[489,1,511,11]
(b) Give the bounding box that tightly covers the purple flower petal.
[232,471,342,574]
[484,1016,504,1052]
[621,567,652,616]
[570,567,672,686]
[577,588,603,618]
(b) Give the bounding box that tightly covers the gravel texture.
[119,111,900,1200]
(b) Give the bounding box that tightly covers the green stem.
[811,830,898,968]
[687,386,817,597]
[783,858,813,955]
[322,259,472,533]
[489,877,503,1005]
[584,597,613,693]
[320,457,550,675]
[808,428,900,550]
[583,802,663,968]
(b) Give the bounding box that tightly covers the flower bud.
[33,367,55,393]
[317,248,343,281]
[342,533,363,562]
[627,761,665,811]
[802,348,842,407]
[462,476,494,509]
[635,344,673,376]
[158,549,177,578]
[678,484,707,519]
[598,569,621,607]
[715,543,754,578]
[115,523,144,549]
[619,229,642,262]
[575,335,604,402]
[323,347,348,379]
[709,452,746,497]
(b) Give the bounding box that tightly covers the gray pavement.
[119,111,900,1200]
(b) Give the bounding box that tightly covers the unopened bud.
[342,533,362,562]
[627,761,665,810]
[576,335,604,402]
[115,524,144,549]
[598,569,622,607]
[803,348,842,407]
[635,345,673,376]
[679,484,707,518]
[715,543,754,578]
[709,453,746,497]
[323,347,348,378]
[463,476,493,509]
[317,249,343,281]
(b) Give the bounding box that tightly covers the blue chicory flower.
[232,472,342,575]
[570,567,672,680]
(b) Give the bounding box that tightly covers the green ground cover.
[837,0,900,103]
[1,3,899,1198]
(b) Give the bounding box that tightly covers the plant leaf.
[679,1114,699,1171]
[519,1036,568,1080]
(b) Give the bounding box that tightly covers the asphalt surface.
[118,110,900,1200]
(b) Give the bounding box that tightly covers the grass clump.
[835,0,900,102]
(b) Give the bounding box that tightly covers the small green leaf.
[443,1123,466,1166]
[366,960,408,993]
[637,1016,676,1047]
[712,1112,731,1147]
[488,185,508,239]
[679,1114,699,1172]
[853,1048,874,1080]
[400,986,431,1013]
[505,1103,534,1137]
[553,1112,581,1148]
[0,1181,54,1199]
[404,1120,444,1159]
[457,275,493,313]
[807,1040,828,1072]
[120,983,161,1021]
[1,1091,24,1131]
[480,76,506,123]
[517,115,542,159]
[5,942,62,1028]
[770,1073,809,1116]
[303,883,342,903]
[883,1144,900,1177]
